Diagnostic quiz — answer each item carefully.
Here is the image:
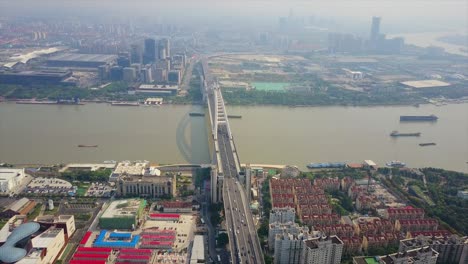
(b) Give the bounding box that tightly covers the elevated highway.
[201,58,264,264]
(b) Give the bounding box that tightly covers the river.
[388,31,468,56]
[0,102,467,173]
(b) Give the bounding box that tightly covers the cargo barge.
[16,99,84,105]
[419,143,436,146]
[400,115,438,122]
[390,131,421,137]
[189,112,205,117]
[307,162,346,169]
[78,145,98,148]
[111,102,140,106]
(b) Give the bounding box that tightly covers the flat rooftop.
[138,84,179,90]
[0,70,71,77]
[113,161,148,176]
[101,199,144,218]
[47,53,117,63]
[60,163,116,172]
[401,79,451,88]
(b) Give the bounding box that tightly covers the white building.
[17,228,65,264]
[110,160,149,181]
[190,235,204,264]
[0,168,26,193]
[269,221,309,252]
[270,207,296,224]
[301,236,343,264]
[342,68,363,80]
[274,232,308,264]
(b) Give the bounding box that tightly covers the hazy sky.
[1,0,467,33]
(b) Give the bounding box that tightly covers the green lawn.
[251,82,290,91]
[27,204,42,220]
[76,184,90,196]
[43,205,59,216]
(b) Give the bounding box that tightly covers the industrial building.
[46,53,117,68]
[0,198,36,218]
[0,70,72,85]
[99,199,146,229]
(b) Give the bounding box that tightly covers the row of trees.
[60,169,112,182]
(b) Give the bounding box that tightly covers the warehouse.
[0,70,72,85]
[47,53,117,68]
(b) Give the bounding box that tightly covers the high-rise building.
[211,165,223,203]
[153,68,166,83]
[274,232,307,264]
[130,44,142,64]
[143,38,157,64]
[370,16,381,42]
[158,38,170,59]
[110,66,123,81]
[168,70,181,85]
[269,222,309,250]
[98,64,109,81]
[301,236,343,264]
[270,207,296,224]
[354,246,439,264]
[117,53,131,68]
[399,235,468,264]
[141,66,153,83]
[123,67,136,82]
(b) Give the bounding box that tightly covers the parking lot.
[24,177,75,196]
[85,182,113,197]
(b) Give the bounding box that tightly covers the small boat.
[386,160,406,167]
[78,145,98,148]
[419,143,436,146]
[227,115,242,119]
[390,131,421,137]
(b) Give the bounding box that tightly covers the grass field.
[76,184,90,196]
[251,82,290,91]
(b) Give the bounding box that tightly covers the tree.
[217,233,229,247]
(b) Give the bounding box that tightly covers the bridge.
[201,58,264,264]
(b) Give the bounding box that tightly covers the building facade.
[301,236,343,264]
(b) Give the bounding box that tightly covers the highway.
[218,124,264,264]
[201,57,264,264]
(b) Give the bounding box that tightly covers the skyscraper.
[158,38,170,60]
[370,16,381,42]
[130,44,142,64]
[143,38,157,64]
